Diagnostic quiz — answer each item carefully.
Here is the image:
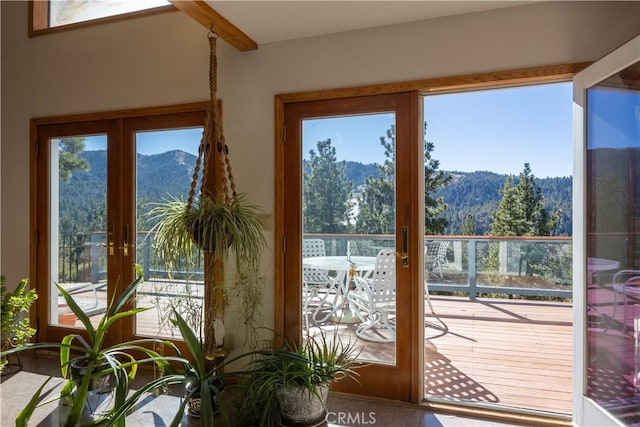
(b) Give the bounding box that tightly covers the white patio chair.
[425,240,449,279]
[348,249,396,343]
[302,238,342,327]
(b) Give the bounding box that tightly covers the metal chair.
[348,249,396,343]
[302,239,341,327]
[425,240,449,279]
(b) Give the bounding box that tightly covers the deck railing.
[61,232,572,300]
[304,234,573,300]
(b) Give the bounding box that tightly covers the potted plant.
[106,309,253,427]
[0,276,37,374]
[1,266,182,427]
[149,186,267,353]
[235,333,362,426]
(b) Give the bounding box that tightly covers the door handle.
[122,224,130,257]
[107,225,115,256]
[401,226,409,267]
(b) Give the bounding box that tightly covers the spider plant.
[149,193,265,269]
[148,193,267,348]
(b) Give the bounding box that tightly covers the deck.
[305,295,573,417]
[422,296,572,415]
[61,284,574,417]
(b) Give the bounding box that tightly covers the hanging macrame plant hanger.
[187,31,235,361]
[187,32,236,221]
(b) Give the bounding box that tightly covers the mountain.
[61,151,573,236]
[434,170,572,235]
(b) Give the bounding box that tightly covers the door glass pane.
[301,113,397,365]
[586,61,640,424]
[50,134,107,327]
[135,128,203,339]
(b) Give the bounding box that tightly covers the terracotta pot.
[58,313,77,326]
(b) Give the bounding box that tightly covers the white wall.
[1,1,639,332]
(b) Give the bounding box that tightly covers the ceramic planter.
[276,384,329,426]
[70,359,115,395]
[185,378,224,418]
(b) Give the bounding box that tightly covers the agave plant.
[1,267,183,427]
[106,309,256,427]
[235,332,362,426]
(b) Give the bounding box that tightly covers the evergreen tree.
[303,139,353,233]
[424,132,452,234]
[356,127,396,234]
[489,163,559,236]
[462,214,476,235]
[356,125,451,235]
[58,137,90,183]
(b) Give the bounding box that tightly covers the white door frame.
[572,34,640,427]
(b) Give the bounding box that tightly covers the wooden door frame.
[277,91,421,402]
[30,103,208,348]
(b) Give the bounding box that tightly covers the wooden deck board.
[81,290,574,416]
[423,296,572,415]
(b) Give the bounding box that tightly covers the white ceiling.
[206,1,538,45]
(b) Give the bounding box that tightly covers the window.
[30,0,173,35]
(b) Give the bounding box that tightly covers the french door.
[32,108,206,347]
[280,92,421,401]
[573,35,640,426]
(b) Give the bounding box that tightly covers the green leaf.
[109,269,143,315]
[60,334,76,378]
[15,376,52,426]
[172,310,205,376]
[55,283,96,341]
[64,359,94,427]
[199,380,214,426]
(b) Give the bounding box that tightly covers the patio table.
[302,256,376,323]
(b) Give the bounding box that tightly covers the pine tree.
[356,125,451,235]
[303,139,353,233]
[487,164,560,276]
[424,134,452,234]
[462,214,476,235]
[489,163,558,236]
[58,137,90,183]
[356,128,396,234]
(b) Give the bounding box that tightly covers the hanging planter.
[149,32,266,357]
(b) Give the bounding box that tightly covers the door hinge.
[35,142,39,157]
[283,124,286,143]
[35,230,39,246]
[283,235,286,253]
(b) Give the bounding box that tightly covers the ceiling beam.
[169,0,257,52]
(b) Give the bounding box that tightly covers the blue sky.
[84,82,575,179]
[303,82,573,178]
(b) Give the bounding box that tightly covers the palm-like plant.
[1,267,182,427]
[106,309,252,427]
